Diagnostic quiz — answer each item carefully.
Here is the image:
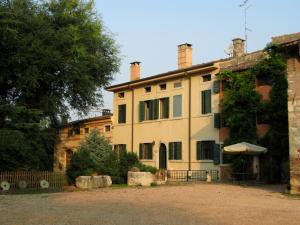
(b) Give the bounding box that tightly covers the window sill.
[140,159,154,162]
[197,160,214,163]
[169,160,183,162]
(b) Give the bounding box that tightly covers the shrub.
[134,163,158,174]
[66,148,96,184]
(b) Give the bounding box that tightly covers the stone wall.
[287,57,300,194]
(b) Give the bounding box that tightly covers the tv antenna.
[239,0,252,53]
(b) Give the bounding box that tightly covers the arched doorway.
[159,143,167,169]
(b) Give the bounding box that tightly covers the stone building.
[53,111,113,173]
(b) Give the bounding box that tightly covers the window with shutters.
[173,95,182,117]
[118,104,126,123]
[201,90,211,114]
[139,99,162,121]
[139,143,153,160]
[160,97,169,119]
[196,141,214,160]
[114,144,126,159]
[169,142,182,160]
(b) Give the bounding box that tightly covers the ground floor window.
[139,143,153,160]
[196,141,215,160]
[114,144,126,159]
[169,142,182,160]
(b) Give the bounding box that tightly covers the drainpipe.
[187,72,191,171]
[131,89,134,152]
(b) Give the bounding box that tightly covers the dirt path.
[0,183,299,225]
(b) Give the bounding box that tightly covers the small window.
[169,142,182,160]
[196,141,215,160]
[74,127,80,135]
[202,74,211,82]
[118,92,125,98]
[118,104,126,123]
[139,143,153,160]
[84,127,89,134]
[174,81,182,88]
[257,76,272,86]
[145,86,151,93]
[159,83,167,90]
[105,125,111,132]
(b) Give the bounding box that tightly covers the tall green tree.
[0,0,120,170]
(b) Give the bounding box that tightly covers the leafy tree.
[0,0,120,170]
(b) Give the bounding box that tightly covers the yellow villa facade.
[107,43,224,172]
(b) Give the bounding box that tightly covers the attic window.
[159,83,167,90]
[85,127,89,134]
[174,81,182,88]
[118,92,125,98]
[202,74,211,82]
[145,86,151,93]
[105,125,111,132]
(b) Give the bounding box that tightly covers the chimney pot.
[178,43,192,69]
[232,38,245,58]
[130,61,141,81]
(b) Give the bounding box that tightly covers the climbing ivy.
[219,44,289,183]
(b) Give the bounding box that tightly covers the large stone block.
[127,171,154,186]
[76,175,112,189]
[76,176,93,189]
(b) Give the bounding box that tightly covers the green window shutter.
[205,90,211,113]
[118,105,126,123]
[148,143,153,159]
[201,91,205,114]
[196,141,202,160]
[213,80,220,94]
[169,142,174,160]
[139,101,145,122]
[154,99,159,120]
[163,98,170,119]
[213,143,220,165]
[139,144,143,159]
[149,100,154,120]
[173,95,182,117]
[177,142,182,160]
[214,113,221,128]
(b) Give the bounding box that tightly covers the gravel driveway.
[0,183,299,225]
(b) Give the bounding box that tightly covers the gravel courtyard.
[0,183,299,225]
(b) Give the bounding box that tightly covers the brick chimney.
[232,38,245,58]
[130,61,141,81]
[178,43,192,69]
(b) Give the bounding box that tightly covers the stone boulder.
[92,175,112,188]
[76,175,112,189]
[127,171,154,187]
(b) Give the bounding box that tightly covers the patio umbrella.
[223,142,267,155]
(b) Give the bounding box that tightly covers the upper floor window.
[84,127,89,134]
[118,104,126,124]
[159,83,167,90]
[202,74,211,82]
[145,86,151,93]
[139,143,153,160]
[169,142,182,160]
[173,95,182,117]
[201,90,211,114]
[160,97,169,119]
[105,125,111,132]
[118,92,125,98]
[174,81,182,88]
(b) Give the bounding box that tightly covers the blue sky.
[81,0,299,118]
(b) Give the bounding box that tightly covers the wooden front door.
[159,144,167,169]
